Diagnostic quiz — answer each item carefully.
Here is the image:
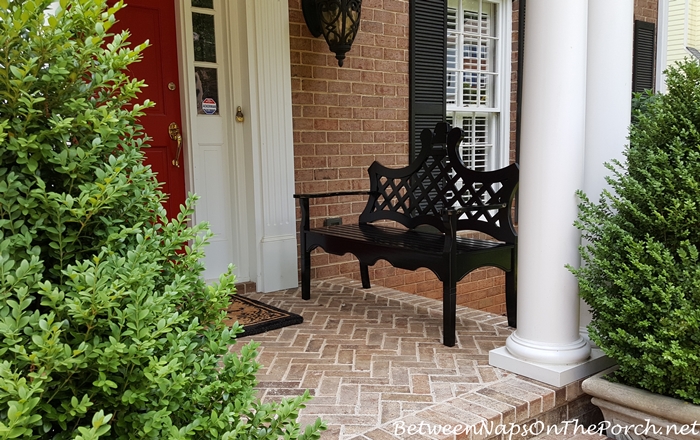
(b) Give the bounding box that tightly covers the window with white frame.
[446,0,509,171]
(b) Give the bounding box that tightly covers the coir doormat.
[224,295,303,337]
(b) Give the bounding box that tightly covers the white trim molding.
[246,0,298,292]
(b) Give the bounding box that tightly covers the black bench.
[294,123,519,346]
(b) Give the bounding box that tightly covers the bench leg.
[301,248,311,300]
[360,262,371,289]
[443,280,457,347]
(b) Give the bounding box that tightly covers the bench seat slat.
[313,224,509,254]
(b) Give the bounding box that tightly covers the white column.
[246,0,299,292]
[508,0,590,364]
[490,0,614,386]
[580,0,634,341]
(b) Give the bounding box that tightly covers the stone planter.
[582,370,700,440]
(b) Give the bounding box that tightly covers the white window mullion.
[448,0,509,171]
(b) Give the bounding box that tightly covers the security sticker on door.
[201,98,217,115]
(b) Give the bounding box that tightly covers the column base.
[489,346,617,387]
[506,331,592,364]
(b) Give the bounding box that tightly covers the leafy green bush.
[0,0,325,438]
[572,61,700,404]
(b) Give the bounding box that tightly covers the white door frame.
[173,0,298,292]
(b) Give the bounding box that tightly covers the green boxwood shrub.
[572,61,700,404]
[0,0,325,438]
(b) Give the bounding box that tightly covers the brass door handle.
[169,122,183,167]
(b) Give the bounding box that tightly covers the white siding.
[688,0,700,49]
[666,0,689,70]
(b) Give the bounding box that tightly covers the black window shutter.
[410,0,447,160]
[632,20,656,93]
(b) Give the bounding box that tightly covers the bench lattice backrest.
[359,123,518,243]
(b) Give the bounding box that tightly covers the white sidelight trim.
[489,0,594,385]
[580,0,634,345]
[246,0,298,293]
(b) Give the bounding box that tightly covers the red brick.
[328,107,352,119]
[353,107,375,119]
[302,106,328,118]
[384,97,407,109]
[375,84,396,96]
[362,71,385,83]
[338,69,362,81]
[293,117,314,130]
[375,108,397,120]
[361,20,384,35]
[352,82,375,95]
[338,94,362,107]
[291,64,313,78]
[328,81,352,93]
[384,72,407,84]
[339,119,362,131]
[293,91,314,104]
[363,120,385,131]
[313,66,338,80]
[301,51,330,66]
[314,93,338,106]
[351,131,375,143]
[363,144,385,155]
[352,155,376,167]
[375,35,397,48]
[316,265,341,278]
[384,48,405,61]
[290,37,312,52]
[327,180,353,192]
[362,96,383,108]
[338,167,363,179]
[304,182,329,195]
[301,156,329,169]
[385,120,407,131]
[374,10,396,24]
[383,0,405,13]
[300,131,326,144]
[374,132,396,143]
[363,0,383,7]
[361,45,384,59]
[383,24,406,37]
[350,57,376,70]
[295,169,313,182]
[376,59,398,73]
[326,132,351,143]
[314,119,339,130]
[302,79,328,92]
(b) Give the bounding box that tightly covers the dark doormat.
[224,295,303,337]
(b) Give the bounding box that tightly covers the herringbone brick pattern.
[229,278,604,440]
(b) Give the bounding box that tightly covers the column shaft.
[506,0,590,364]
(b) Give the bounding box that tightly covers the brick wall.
[289,0,515,315]
[635,0,658,23]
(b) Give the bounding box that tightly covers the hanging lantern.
[302,0,362,67]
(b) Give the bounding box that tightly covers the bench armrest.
[294,190,372,199]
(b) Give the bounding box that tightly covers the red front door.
[110,0,186,219]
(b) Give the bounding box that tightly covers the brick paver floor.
[229,277,607,440]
